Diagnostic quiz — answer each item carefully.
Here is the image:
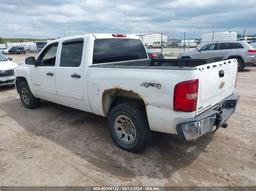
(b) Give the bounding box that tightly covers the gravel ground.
[0,54,255,186]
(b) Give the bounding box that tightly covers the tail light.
[149,53,157,59]
[174,79,199,112]
[112,34,126,37]
[248,49,256,53]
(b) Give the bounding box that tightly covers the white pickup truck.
[15,33,239,152]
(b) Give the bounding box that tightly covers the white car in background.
[0,54,17,86]
[0,48,9,54]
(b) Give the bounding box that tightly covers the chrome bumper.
[176,93,239,141]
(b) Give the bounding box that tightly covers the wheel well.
[15,77,28,93]
[102,89,147,116]
[228,56,244,64]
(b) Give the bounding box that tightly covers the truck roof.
[92,33,139,39]
[50,33,139,43]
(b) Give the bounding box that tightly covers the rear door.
[56,38,87,110]
[214,43,234,58]
[196,59,238,115]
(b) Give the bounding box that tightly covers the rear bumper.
[176,93,239,141]
[244,55,256,66]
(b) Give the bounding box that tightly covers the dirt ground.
[0,54,255,186]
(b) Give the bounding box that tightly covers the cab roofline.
[48,33,139,44]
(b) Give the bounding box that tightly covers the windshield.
[0,54,8,62]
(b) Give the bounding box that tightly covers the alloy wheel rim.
[21,87,30,105]
[114,115,136,144]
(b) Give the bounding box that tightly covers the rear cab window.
[93,39,147,64]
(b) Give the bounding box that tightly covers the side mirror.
[197,48,202,52]
[25,56,37,66]
[8,57,13,61]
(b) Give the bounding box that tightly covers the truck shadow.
[0,98,213,180]
[0,85,15,91]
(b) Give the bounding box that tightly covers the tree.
[0,37,3,43]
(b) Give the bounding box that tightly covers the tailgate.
[196,59,238,115]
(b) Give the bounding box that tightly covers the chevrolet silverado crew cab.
[15,33,239,152]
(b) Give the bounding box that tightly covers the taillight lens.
[248,49,256,53]
[174,79,199,112]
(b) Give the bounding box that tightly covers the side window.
[38,43,58,66]
[201,43,215,51]
[231,43,243,49]
[218,43,232,50]
[60,40,84,67]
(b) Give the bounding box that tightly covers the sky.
[0,0,255,39]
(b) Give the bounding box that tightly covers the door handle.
[46,72,54,76]
[71,74,81,78]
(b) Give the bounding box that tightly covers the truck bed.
[90,57,225,69]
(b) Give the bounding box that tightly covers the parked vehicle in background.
[147,49,163,59]
[179,41,256,71]
[200,31,237,47]
[0,54,17,86]
[15,33,239,152]
[179,40,198,48]
[9,46,26,54]
[0,48,9,54]
[148,42,161,48]
[36,41,48,51]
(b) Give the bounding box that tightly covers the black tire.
[236,57,244,71]
[108,103,151,153]
[18,81,40,109]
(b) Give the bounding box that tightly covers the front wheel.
[108,103,151,153]
[18,81,40,109]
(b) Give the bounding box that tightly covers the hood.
[0,60,18,71]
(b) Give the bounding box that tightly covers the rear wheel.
[236,57,244,71]
[108,103,151,153]
[18,81,40,109]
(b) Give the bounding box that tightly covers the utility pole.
[212,30,215,42]
[183,32,186,52]
[161,33,163,55]
[243,28,246,38]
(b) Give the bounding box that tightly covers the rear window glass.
[231,43,243,49]
[93,39,147,64]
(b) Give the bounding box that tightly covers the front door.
[30,42,58,100]
[198,43,217,59]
